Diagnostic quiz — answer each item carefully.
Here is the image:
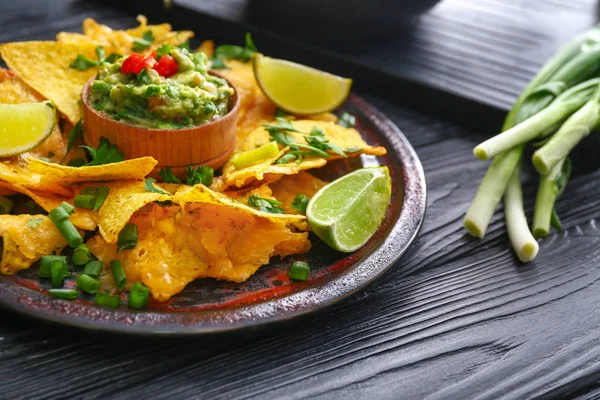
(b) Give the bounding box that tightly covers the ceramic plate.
[0,94,426,335]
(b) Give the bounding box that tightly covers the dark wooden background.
[2,0,600,399]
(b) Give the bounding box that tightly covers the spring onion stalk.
[288,261,311,281]
[533,85,600,174]
[474,78,600,160]
[504,165,539,262]
[117,223,138,252]
[502,25,600,130]
[39,255,67,278]
[532,160,565,238]
[463,146,524,238]
[51,260,68,288]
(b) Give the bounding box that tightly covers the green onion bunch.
[464,25,600,262]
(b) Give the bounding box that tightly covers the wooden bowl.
[81,73,240,180]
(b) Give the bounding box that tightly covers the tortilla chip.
[217,60,277,149]
[0,181,97,230]
[196,40,215,57]
[57,16,193,56]
[269,171,328,214]
[27,156,157,184]
[0,41,98,124]
[0,159,72,197]
[221,120,386,188]
[98,180,170,243]
[0,214,67,275]
[88,187,311,301]
[0,68,70,163]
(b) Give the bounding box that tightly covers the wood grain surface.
[2,1,600,399]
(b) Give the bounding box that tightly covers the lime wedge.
[0,101,56,157]
[307,167,392,252]
[253,54,352,115]
[229,141,280,169]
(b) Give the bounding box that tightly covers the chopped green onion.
[79,187,98,196]
[291,194,310,214]
[94,186,109,211]
[51,260,68,288]
[48,206,71,225]
[0,196,14,214]
[117,223,138,252]
[56,220,84,248]
[74,194,95,209]
[77,274,101,294]
[72,244,92,265]
[39,255,67,278]
[48,289,78,300]
[83,260,103,278]
[95,292,121,308]
[288,261,310,281]
[128,282,150,309]
[111,260,127,291]
[229,141,280,169]
[59,201,75,215]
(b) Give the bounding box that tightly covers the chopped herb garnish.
[263,119,331,158]
[305,126,346,157]
[248,195,285,214]
[72,244,92,266]
[132,30,154,52]
[186,166,214,186]
[345,147,361,153]
[209,58,229,70]
[49,289,78,300]
[68,158,86,167]
[213,32,258,63]
[69,46,119,71]
[77,274,101,294]
[179,40,191,50]
[69,54,100,71]
[263,117,300,133]
[156,44,173,58]
[80,137,124,166]
[27,218,43,229]
[158,167,182,183]
[291,194,310,214]
[83,260,103,278]
[337,112,356,128]
[96,292,121,308]
[274,153,297,165]
[275,108,291,118]
[61,119,84,163]
[144,177,169,195]
[94,186,109,211]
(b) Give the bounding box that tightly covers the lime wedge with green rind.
[0,101,56,157]
[253,54,352,115]
[307,167,392,252]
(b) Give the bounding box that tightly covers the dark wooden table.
[2,1,600,399]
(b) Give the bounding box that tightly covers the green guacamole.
[89,48,234,129]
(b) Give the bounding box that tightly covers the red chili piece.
[121,52,157,75]
[153,55,178,77]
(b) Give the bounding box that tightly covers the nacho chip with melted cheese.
[0,181,97,231]
[0,68,75,163]
[88,185,311,301]
[0,41,98,124]
[269,171,328,215]
[0,215,67,275]
[56,15,194,56]
[221,120,386,188]
[97,180,171,243]
[0,158,73,197]
[27,156,157,184]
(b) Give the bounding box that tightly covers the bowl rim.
[81,70,240,133]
